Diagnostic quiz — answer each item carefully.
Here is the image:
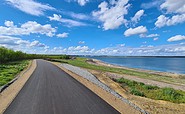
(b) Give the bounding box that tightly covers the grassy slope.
[56,58,185,85]
[0,60,29,86]
[115,78,185,103]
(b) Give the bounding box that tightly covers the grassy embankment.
[51,57,185,103]
[0,60,29,86]
[115,78,185,103]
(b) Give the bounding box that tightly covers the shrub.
[130,88,145,96]
[142,85,159,90]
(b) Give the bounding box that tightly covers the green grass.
[53,58,185,85]
[0,60,29,86]
[115,78,185,103]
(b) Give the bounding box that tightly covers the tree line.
[0,47,71,64]
[0,47,45,64]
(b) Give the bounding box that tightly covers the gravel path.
[61,63,149,114]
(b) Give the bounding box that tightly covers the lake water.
[88,56,185,74]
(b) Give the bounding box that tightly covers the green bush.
[59,55,70,59]
[130,88,145,96]
[142,85,159,90]
[156,88,184,102]
[114,78,185,103]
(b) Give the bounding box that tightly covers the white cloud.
[62,11,91,20]
[140,34,159,38]
[57,32,69,38]
[155,14,185,28]
[167,35,185,42]
[78,41,85,44]
[48,14,88,27]
[124,26,147,37]
[30,40,46,47]
[77,0,89,6]
[66,46,95,54]
[4,21,14,27]
[160,0,185,14]
[131,10,144,24]
[0,20,56,37]
[155,0,185,28]
[119,44,125,47]
[0,35,47,49]
[6,0,55,16]
[0,36,21,45]
[94,43,185,56]
[141,0,164,9]
[0,35,50,54]
[146,34,159,38]
[92,0,130,30]
[153,37,159,41]
[3,37,185,55]
[66,0,89,6]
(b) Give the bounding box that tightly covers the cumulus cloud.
[48,14,88,27]
[92,0,130,30]
[30,40,46,47]
[76,0,89,6]
[141,0,164,9]
[167,35,185,42]
[94,43,185,56]
[66,0,89,6]
[160,0,185,14]
[61,11,91,20]
[140,34,159,38]
[0,35,47,49]
[78,41,85,44]
[155,14,185,28]
[57,32,69,38]
[131,10,144,24]
[0,20,56,37]
[155,0,185,28]
[3,37,185,55]
[153,37,159,41]
[146,34,159,38]
[6,0,55,16]
[124,26,147,37]
[4,21,14,27]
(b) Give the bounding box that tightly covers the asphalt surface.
[4,59,120,114]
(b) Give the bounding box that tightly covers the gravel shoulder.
[0,60,36,114]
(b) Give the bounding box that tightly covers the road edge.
[50,61,142,114]
[0,60,37,114]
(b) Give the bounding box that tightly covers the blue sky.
[0,0,185,55]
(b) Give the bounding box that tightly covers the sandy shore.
[88,58,185,78]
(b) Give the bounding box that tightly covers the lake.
[88,56,185,74]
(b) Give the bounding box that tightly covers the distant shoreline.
[81,55,185,58]
[86,58,185,77]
